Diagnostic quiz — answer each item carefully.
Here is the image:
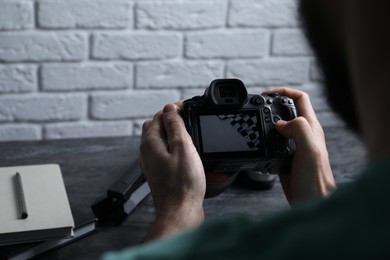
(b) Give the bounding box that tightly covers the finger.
[153,110,163,120]
[142,120,152,135]
[262,87,318,125]
[138,153,146,174]
[141,106,164,142]
[275,117,313,147]
[140,112,167,155]
[149,101,183,121]
[174,100,183,109]
[141,115,159,141]
[162,103,192,154]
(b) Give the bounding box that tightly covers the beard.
[298,1,361,134]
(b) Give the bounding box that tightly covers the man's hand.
[139,103,206,242]
[263,88,336,204]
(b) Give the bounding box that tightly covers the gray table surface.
[0,125,366,259]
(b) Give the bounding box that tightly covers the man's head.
[298,1,360,133]
[299,1,390,158]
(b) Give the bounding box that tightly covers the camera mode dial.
[250,95,265,106]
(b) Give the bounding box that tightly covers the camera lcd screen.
[198,111,264,154]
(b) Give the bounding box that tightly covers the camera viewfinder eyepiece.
[205,79,248,107]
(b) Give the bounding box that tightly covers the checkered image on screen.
[199,113,261,153]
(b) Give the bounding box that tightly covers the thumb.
[275,117,312,146]
[162,104,190,154]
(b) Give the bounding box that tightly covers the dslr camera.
[182,79,297,178]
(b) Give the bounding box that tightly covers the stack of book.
[0,164,97,259]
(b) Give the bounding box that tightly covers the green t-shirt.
[103,157,390,260]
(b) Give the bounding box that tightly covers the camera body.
[182,79,297,175]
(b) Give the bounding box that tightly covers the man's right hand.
[263,87,336,204]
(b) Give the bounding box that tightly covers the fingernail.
[276,120,288,128]
[163,104,178,113]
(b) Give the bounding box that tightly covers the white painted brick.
[229,0,298,27]
[136,61,224,88]
[185,30,269,59]
[91,90,180,119]
[227,59,309,85]
[0,32,87,62]
[38,0,132,29]
[273,29,312,56]
[44,121,133,139]
[92,32,181,60]
[0,65,36,93]
[181,88,206,100]
[41,63,133,91]
[133,118,149,136]
[0,94,86,122]
[136,1,227,29]
[0,1,34,30]
[0,124,41,141]
[245,86,269,94]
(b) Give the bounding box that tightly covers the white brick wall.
[0,65,37,93]
[41,63,133,91]
[136,61,224,88]
[227,59,309,85]
[92,32,182,60]
[0,93,86,121]
[136,1,227,29]
[38,0,133,29]
[0,1,34,30]
[185,30,269,59]
[0,32,87,62]
[0,0,334,142]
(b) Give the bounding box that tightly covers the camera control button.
[273,116,281,123]
[266,99,273,104]
[250,95,264,106]
[274,147,289,157]
[288,99,293,104]
[281,147,290,156]
[265,116,271,123]
[263,107,270,114]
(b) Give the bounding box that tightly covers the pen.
[15,172,28,219]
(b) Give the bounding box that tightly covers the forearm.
[144,203,205,243]
[315,152,336,197]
